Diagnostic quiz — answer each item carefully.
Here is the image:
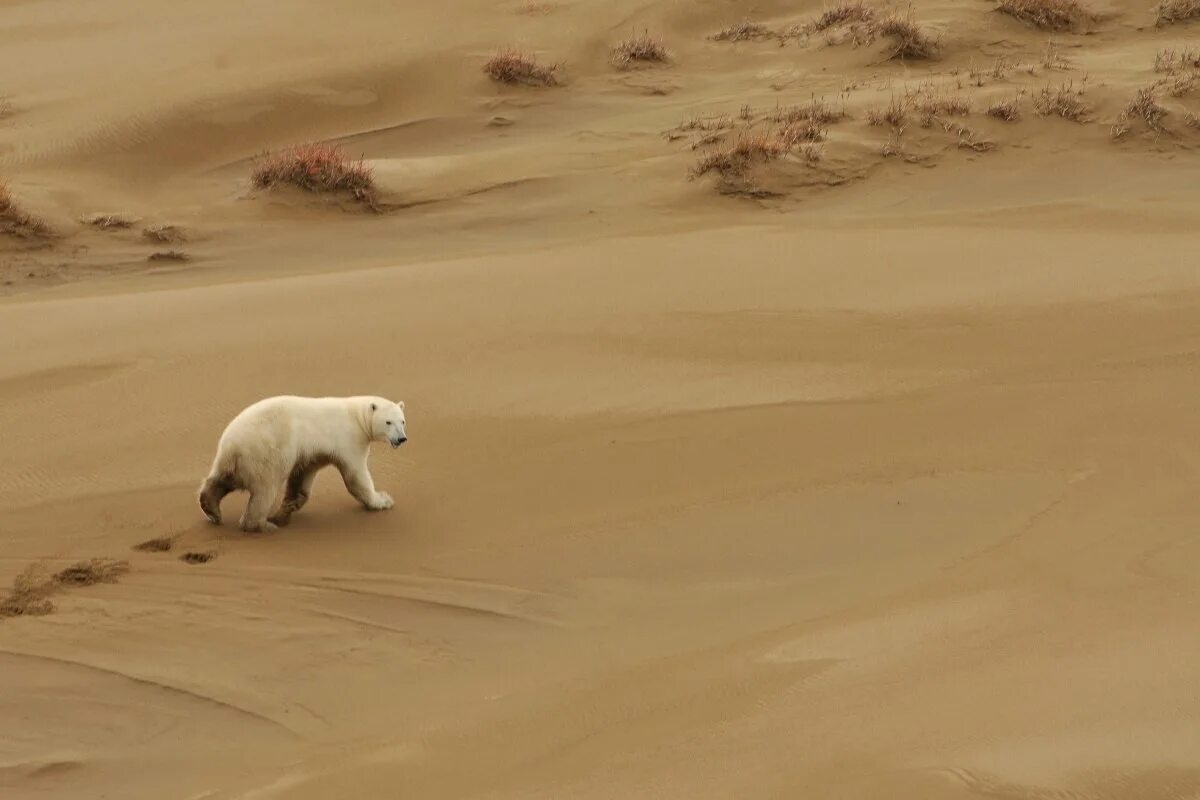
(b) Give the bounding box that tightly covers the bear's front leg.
[338,456,393,511]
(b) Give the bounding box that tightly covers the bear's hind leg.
[240,480,281,533]
[270,459,325,527]
[198,475,235,525]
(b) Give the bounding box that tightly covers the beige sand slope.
[3,1,1200,798]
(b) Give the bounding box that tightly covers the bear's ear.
[398,401,405,410]
[370,403,377,411]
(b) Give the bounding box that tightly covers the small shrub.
[996,0,1095,31]
[1033,80,1089,120]
[1156,0,1200,24]
[710,21,773,41]
[612,30,669,68]
[876,13,940,60]
[483,49,559,86]
[251,143,375,205]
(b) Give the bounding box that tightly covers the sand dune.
[2,0,1200,798]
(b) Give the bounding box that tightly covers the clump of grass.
[996,0,1095,31]
[692,130,796,179]
[805,0,877,32]
[710,20,773,41]
[251,143,376,205]
[612,30,669,68]
[969,55,1021,85]
[1033,80,1089,120]
[1111,87,1168,139]
[0,182,50,238]
[1040,39,1073,70]
[181,551,216,565]
[1156,0,1200,25]
[143,223,185,243]
[1160,71,1197,96]
[908,85,971,126]
[876,13,941,60]
[1185,111,1200,129]
[483,49,559,86]
[943,120,996,151]
[867,95,908,128]
[1154,47,1200,72]
[768,96,847,126]
[84,213,134,230]
[147,250,189,262]
[987,94,1023,120]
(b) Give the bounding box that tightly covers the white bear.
[198,395,407,532]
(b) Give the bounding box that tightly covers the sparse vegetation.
[251,143,376,205]
[943,120,996,151]
[996,0,1095,31]
[987,95,1023,120]
[1,559,129,618]
[1186,111,1200,129]
[969,56,1021,86]
[1033,80,1090,121]
[612,31,669,68]
[1154,47,1200,72]
[692,131,796,179]
[0,182,50,238]
[483,49,559,86]
[908,85,971,126]
[1040,39,1073,71]
[1111,87,1168,139]
[1156,0,1200,25]
[768,96,848,126]
[867,95,908,129]
[710,20,773,41]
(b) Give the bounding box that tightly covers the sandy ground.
[3,1,1200,798]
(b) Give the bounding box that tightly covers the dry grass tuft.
[692,131,795,178]
[1160,71,1197,96]
[84,213,134,230]
[943,120,997,151]
[867,95,908,129]
[876,13,940,60]
[1156,0,1200,24]
[768,96,848,126]
[181,551,216,565]
[996,0,1095,31]
[711,20,773,41]
[987,94,1023,120]
[969,55,1021,86]
[612,31,669,68]
[1154,47,1200,72]
[143,223,185,243]
[1111,87,1169,139]
[252,143,376,205]
[806,1,878,32]
[0,182,51,238]
[1040,39,1073,71]
[1186,111,1200,129]
[483,49,559,86]
[909,85,971,126]
[1,559,129,619]
[1033,80,1089,121]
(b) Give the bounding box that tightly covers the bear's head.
[368,399,408,448]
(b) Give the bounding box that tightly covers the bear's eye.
[385,421,392,426]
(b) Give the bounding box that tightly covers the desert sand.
[2,0,1200,797]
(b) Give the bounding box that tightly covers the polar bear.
[198,395,407,532]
